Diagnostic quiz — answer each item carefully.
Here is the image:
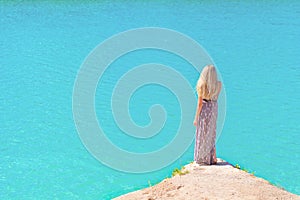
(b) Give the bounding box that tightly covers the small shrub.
[148,180,152,187]
[235,164,241,169]
[172,166,189,177]
[242,168,248,173]
[234,163,255,175]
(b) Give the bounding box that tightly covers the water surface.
[1,1,299,199]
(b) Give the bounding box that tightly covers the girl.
[193,65,222,165]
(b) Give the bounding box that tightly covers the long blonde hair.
[196,65,220,101]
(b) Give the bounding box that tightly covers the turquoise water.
[1,1,299,199]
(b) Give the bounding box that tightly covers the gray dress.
[194,99,218,165]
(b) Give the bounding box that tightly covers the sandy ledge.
[113,158,299,200]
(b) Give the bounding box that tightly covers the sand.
[113,158,300,200]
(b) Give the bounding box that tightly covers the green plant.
[172,166,189,177]
[148,180,152,187]
[242,168,248,173]
[234,163,255,175]
[235,164,241,169]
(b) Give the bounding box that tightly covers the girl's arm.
[193,96,203,126]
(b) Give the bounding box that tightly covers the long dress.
[194,99,218,165]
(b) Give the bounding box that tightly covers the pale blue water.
[1,1,299,199]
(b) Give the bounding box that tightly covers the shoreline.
[113,158,299,200]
